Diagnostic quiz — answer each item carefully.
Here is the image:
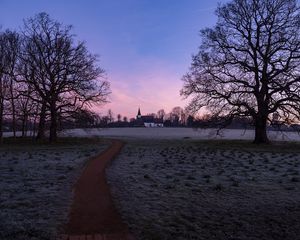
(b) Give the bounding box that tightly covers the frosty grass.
[107,140,300,240]
[0,140,108,240]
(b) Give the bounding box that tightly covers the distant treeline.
[3,107,299,132]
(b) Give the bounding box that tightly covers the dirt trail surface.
[63,140,133,239]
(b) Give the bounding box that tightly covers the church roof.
[141,115,154,123]
[136,108,164,125]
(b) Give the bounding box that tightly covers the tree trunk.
[21,113,28,137]
[36,102,46,140]
[49,103,57,143]
[10,80,16,138]
[254,115,269,144]
[0,77,3,143]
[11,100,16,138]
[21,116,25,137]
[32,114,37,138]
[24,115,28,137]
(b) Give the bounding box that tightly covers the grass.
[0,137,110,240]
[107,139,300,240]
[190,139,300,152]
[0,137,110,150]
[127,138,300,153]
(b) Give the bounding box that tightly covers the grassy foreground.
[0,137,109,240]
[107,139,300,240]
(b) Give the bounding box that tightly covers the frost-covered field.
[107,140,300,240]
[61,127,300,141]
[0,139,109,240]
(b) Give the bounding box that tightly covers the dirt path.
[62,140,133,239]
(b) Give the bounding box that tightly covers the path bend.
[62,139,133,239]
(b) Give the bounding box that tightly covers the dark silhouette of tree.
[99,116,109,127]
[0,32,7,142]
[129,118,135,123]
[5,31,20,138]
[72,108,97,128]
[0,30,20,142]
[117,113,122,122]
[107,109,114,123]
[181,0,300,144]
[157,109,165,119]
[186,115,194,127]
[170,106,184,125]
[20,13,110,142]
[15,86,38,137]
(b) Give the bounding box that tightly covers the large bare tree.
[20,13,110,142]
[181,0,300,143]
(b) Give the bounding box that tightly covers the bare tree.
[0,30,19,141]
[72,108,97,127]
[181,0,300,144]
[157,109,166,119]
[170,106,184,125]
[20,13,110,142]
[15,85,38,137]
[100,116,110,127]
[107,109,114,123]
[5,31,20,138]
[0,34,8,142]
[117,113,122,122]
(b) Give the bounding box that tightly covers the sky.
[0,0,229,118]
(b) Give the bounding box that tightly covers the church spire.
[137,107,142,119]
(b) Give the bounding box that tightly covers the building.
[136,108,164,127]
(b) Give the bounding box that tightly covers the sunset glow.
[0,0,227,118]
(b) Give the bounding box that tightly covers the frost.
[107,140,300,240]
[0,143,108,240]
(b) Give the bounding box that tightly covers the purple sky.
[0,0,229,118]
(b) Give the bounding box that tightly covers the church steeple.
[137,107,142,119]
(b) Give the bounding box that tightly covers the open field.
[0,138,109,240]
[60,128,300,141]
[106,139,300,240]
[1,134,300,240]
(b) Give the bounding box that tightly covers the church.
[135,108,164,127]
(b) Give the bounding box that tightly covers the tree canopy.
[181,0,300,143]
[0,13,110,142]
